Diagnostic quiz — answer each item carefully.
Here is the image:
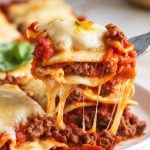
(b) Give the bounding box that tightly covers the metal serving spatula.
[129,31,150,57]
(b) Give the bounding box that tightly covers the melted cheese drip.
[56,84,75,129]
[88,66,105,133]
[82,95,85,131]
[88,85,102,133]
[45,80,75,129]
[44,79,60,116]
[109,79,134,134]
[106,82,121,130]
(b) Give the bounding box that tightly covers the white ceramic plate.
[116,84,150,150]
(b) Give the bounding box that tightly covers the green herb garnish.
[0,41,34,71]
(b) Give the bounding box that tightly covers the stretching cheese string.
[109,78,135,134]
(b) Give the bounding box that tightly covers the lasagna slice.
[3,0,76,34]
[0,84,68,150]
[27,19,146,149]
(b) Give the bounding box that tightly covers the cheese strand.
[44,79,59,117]
[56,84,75,129]
[109,79,134,134]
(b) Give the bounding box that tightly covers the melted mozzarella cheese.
[36,19,107,55]
[0,84,45,149]
[45,80,75,129]
[109,79,135,134]
[44,79,60,116]
[88,85,102,133]
[56,84,75,129]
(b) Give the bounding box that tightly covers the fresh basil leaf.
[0,41,34,72]
[13,42,32,62]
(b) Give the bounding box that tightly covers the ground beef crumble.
[15,115,119,150]
[64,106,146,140]
[62,61,117,77]
[106,24,126,42]
[0,105,146,150]
[117,108,147,137]
[15,106,146,149]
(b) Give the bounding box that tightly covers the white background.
[67,0,150,90]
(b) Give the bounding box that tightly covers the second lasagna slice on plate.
[3,0,76,34]
[0,84,68,150]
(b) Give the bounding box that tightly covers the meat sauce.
[30,22,136,81]
[103,48,136,80]
[14,115,120,150]
[0,105,146,150]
